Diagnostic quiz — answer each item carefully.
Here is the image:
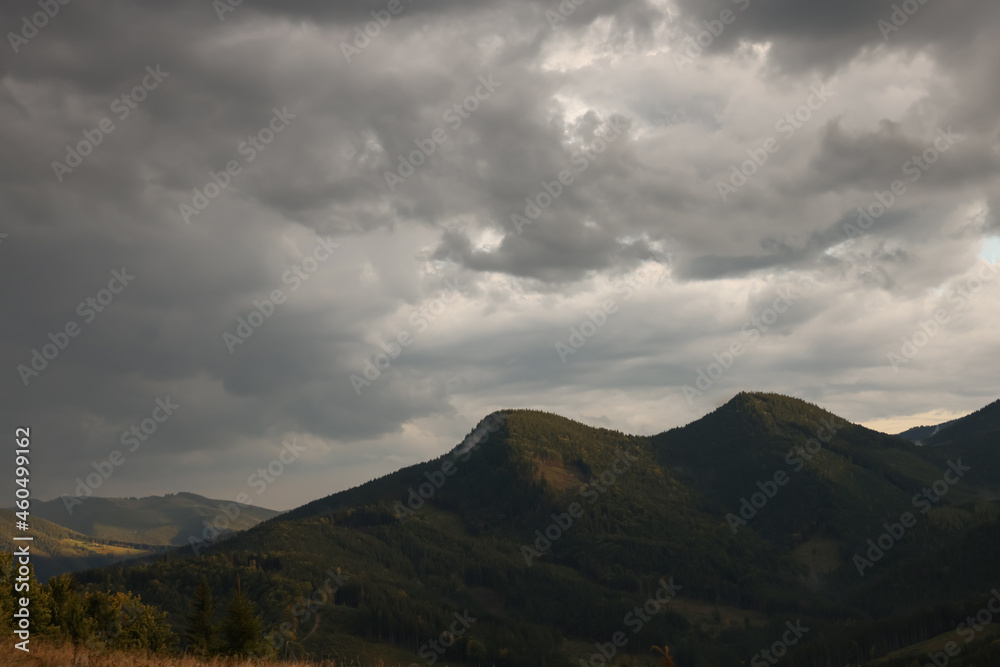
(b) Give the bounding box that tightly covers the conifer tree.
[185,576,217,656]
[221,575,265,657]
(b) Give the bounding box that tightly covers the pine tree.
[221,575,264,657]
[185,577,217,656]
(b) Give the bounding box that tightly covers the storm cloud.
[1,0,997,509]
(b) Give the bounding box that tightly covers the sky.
[1,0,999,511]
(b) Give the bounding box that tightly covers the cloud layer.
[1,0,998,510]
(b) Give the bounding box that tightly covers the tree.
[186,577,217,656]
[221,575,265,657]
[84,590,119,645]
[46,574,91,647]
[467,638,488,662]
[16,562,52,637]
[115,597,176,654]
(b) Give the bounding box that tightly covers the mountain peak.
[707,391,842,432]
[724,390,815,410]
[653,392,865,465]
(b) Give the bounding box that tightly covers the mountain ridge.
[27,492,280,547]
[0,508,162,581]
[73,392,1000,667]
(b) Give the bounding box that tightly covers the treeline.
[0,551,174,655]
[1,552,281,660]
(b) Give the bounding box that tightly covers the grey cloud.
[670,0,1000,73]
[1,0,998,509]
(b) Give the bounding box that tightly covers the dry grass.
[0,640,389,667]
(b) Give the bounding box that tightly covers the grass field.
[0,640,388,667]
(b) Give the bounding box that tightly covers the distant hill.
[27,492,280,547]
[0,509,161,581]
[924,398,1000,446]
[896,421,957,443]
[76,394,1000,667]
[897,399,1000,445]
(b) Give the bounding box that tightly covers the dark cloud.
[0,0,997,509]
[670,0,1000,73]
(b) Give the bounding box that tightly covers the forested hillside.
[21,394,1000,665]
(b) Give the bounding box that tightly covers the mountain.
[0,509,162,581]
[897,399,1000,445]
[75,394,1000,667]
[896,422,956,443]
[924,398,1000,446]
[652,393,991,556]
[28,492,280,547]
[913,398,1000,507]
